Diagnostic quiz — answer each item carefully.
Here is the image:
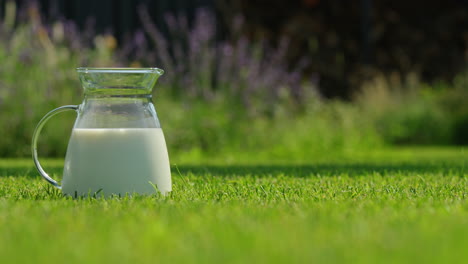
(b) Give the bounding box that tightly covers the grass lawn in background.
[0,147,466,263]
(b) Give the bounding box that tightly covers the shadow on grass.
[176,163,465,177]
[2,162,465,178]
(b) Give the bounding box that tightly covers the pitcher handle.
[32,105,79,189]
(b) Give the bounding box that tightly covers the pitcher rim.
[76,67,164,75]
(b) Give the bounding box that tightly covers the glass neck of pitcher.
[76,91,161,129]
[74,68,164,129]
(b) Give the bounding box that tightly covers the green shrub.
[356,72,467,146]
[0,5,116,156]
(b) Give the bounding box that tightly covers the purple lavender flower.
[137,6,316,114]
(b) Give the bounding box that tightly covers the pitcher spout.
[76,67,164,96]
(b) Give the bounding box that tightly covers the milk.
[62,128,171,197]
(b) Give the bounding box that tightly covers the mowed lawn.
[0,148,466,263]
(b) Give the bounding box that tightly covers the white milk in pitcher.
[62,128,171,197]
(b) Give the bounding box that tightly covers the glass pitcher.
[32,68,171,197]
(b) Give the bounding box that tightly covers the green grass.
[0,147,467,263]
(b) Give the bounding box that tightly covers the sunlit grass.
[0,147,466,263]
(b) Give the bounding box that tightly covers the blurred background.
[0,0,466,161]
